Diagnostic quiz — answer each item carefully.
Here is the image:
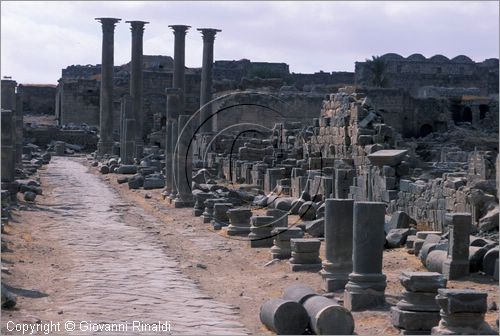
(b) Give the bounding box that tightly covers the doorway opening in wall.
[463,106,473,122]
[419,124,433,137]
[479,104,489,120]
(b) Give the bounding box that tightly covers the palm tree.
[365,56,388,87]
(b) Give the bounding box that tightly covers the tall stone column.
[197,28,221,134]
[167,25,189,202]
[174,114,194,207]
[119,95,135,164]
[2,79,17,165]
[126,20,148,159]
[95,17,121,156]
[321,199,354,292]
[344,201,387,311]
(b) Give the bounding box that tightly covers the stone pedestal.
[201,198,225,224]
[289,238,322,272]
[249,216,274,248]
[265,208,288,228]
[212,203,232,230]
[344,201,387,311]
[431,289,495,335]
[442,213,470,280]
[270,227,304,259]
[226,208,252,236]
[193,192,212,216]
[321,199,354,292]
[95,18,121,156]
[391,272,446,334]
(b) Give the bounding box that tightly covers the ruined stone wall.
[17,84,56,115]
[211,91,321,132]
[355,53,498,96]
[291,71,355,90]
[57,79,100,126]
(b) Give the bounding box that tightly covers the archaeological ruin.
[1,7,499,336]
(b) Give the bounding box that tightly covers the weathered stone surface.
[303,295,355,335]
[482,246,499,276]
[1,284,16,309]
[345,201,387,311]
[143,175,165,190]
[23,191,36,202]
[282,284,316,304]
[436,289,487,315]
[116,165,137,174]
[386,211,417,232]
[417,234,443,263]
[127,174,144,189]
[259,298,308,335]
[290,198,305,215]
[386,228,412,248]
[274,197,293,211]
[289,238,322,272]
[426,249,448,273]
[479,206,499,232]
[266,208,288,228]
[304,218,324,237]
[298,201,317,220]
[99,165,110,174]
[212,203,232,229]
[367,149,408,166]
[400,271,447,292]
[391,307,440,331]
[226,208,252,236]
[442,213,470,280]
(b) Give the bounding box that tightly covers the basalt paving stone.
[30,157,248,335]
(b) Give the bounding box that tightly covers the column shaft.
[96,17,120,155]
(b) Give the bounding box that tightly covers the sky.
[1,1,499,84]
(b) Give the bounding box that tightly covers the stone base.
[442,259,469,280]
[193,208,204,217]
[391,307,440,332]
[200,215,211,223]
[226,225,251,236]
[344,289,385,311]
[320,270,349,292]
[173,199,195,208]
[250,238,274,248]
[431,320,496,335]
[290,263,322,272]
[271,245,291,259]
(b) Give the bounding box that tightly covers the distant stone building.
[17,84,56,115]
[355,53,499,96]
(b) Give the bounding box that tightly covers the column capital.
[126,20,149,33]
[95,17,121,32]
[169,25,191,35]
[197,28,221,42]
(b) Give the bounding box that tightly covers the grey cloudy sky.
[1,1,498,84]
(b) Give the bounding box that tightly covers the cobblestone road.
[33,157,248,335]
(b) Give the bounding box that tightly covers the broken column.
[442,213,470,280]
[431,289,495,335]
[270,227,304,259]
[174,114,194,207]
[120,96,135,164]
[212,203,232,230]
[193,191,212,216]
[95,17,121,156]
[302,295,355,335]
[260,298,309,335]
[226,208,252,236]
[391,272,447,334]
[249,216,275,248]
[289,238,322,272]
[197,28,221,134]
[344,201,387,311]
[126,20,148,159]
[321,198,354,292]
[201,198,225,224]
